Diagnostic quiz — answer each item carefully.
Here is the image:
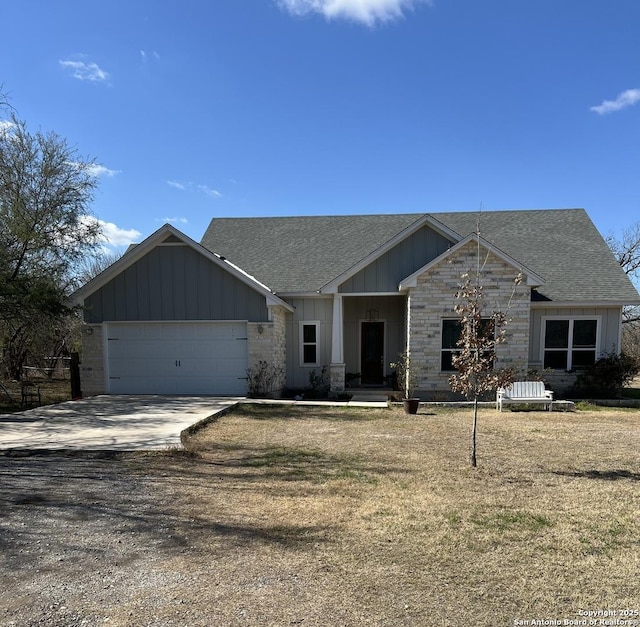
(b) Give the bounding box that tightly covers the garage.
[73,225,293,397]
[105,321,248,395]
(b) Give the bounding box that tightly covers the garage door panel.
[109,374,245,395]
[106,322,248,395]
[109,338,244,362]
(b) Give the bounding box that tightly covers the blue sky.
[1,0,639,249]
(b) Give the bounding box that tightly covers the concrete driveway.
[0,395,241,451]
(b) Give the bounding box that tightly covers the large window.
[441,318,495,372]
[300,321,320,366]
[543,318,598,370]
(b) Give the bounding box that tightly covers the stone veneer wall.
[534,370,579,397]
[80,324,106,396]
[247,305,289,396]
[407,241,532,398]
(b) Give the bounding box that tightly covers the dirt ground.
[0,379,72,414]
[1,404,638,627]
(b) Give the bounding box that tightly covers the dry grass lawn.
[2,402,638,626]
[0,378,71,412]
[162,403,640,626]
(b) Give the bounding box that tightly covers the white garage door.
[105,322,248,395]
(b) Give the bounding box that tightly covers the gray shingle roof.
[200,209,640,303]
[201,214,424,293]
[435,209,639,303]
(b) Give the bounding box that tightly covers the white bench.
[496,381,554,411]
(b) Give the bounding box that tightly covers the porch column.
[330,294,345,392]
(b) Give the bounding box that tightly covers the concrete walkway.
[0,395,241,451]
[242,398,389,409]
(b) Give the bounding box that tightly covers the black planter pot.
[403,398,420,414]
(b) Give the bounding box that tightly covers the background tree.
[607,222,640,364]
[75,248,124,285]
[0,113,102,379]
[607,221,640,283]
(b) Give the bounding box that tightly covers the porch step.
[349,388,393,402]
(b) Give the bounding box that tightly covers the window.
[441,318,495,372]
[543,318,598,370]
[441,319,461,371]
[300,322,320,366]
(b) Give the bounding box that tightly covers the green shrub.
[572,352,640,398]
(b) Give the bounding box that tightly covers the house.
[72,209,640,398]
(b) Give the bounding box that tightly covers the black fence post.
[70,352,82,399]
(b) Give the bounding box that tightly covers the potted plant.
[390,351,420,414]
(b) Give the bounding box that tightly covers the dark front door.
[361,321,385,385]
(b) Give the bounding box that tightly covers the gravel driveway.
[1,451,193,626]
[0,449,329,627]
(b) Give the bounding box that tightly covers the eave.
[530,300,639,308]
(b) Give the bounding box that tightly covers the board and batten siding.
[338,226,453,293]
[83,245,269,323]
[529,306,623,366]
[285,296,333,389]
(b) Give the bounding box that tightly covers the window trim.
[541,315,601,371]
[299,321,320,367]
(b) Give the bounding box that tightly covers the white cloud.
[591,88,640,115]
[198,184,222,198]
[167,179,222,198]
[81,216,141,247]
[86,164,120,177]
[140,50,161,63]
[277,0,431,26]
[68,162,120,177]
[59,59,109,82]
[97,220,142,247]
[161,217,188,224]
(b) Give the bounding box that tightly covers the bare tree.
[448,271,520,467]
[607,222,640,280]
[0,84,13,112]
[75,248,124,285]
[607,221,640,325]
[607,221,640,370]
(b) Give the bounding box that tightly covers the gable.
[82,243,270,323]
[338,224,454,293]
[400,234,545,290]
[73,224,294,324]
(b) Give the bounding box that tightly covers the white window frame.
[541,316,601,371]
[299,321,320,367]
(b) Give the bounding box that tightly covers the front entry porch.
[329,294,406,393]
